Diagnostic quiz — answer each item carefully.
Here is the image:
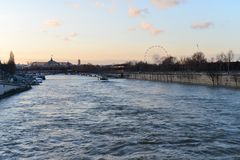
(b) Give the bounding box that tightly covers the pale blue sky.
[0,0,239,64]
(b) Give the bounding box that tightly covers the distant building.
[31,58,72,68]
[46,57,60,67]
[78,59,81,66]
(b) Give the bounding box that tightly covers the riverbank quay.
[0,81,31,100]
[125,72,240,89]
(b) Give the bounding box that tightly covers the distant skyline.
[0,0,239,64]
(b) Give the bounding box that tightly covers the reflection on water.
[0,75,240,159]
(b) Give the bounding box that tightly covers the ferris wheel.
[144,45,168,64]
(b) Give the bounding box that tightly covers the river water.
[0,75,240,160]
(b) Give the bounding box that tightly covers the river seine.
[0,75,240,159]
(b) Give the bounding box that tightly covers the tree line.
[124,51,240,73]
[6,50,240,74]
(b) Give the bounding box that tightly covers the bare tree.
[191,52,207,64]
[227,50,234,62]
[162,56,177,65]
[216,52,227,72]
[216,52,227,62]
[227,50,234,74]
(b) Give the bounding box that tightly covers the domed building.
[47,57,61,67]
[31,57,72,68]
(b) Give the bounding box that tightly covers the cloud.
[150,28,162,35]
[141,22,152,30]
[65,2,80,10]
[150,0,183,9]
[128,7,148,17]
[93,0,117,13]
[44,19,61,28]
[129,22,163,36]
[191,22,213,30]
[64,32,78,41]
[95,2,105,8]
[108,0,117,12]
[140,22,163,36]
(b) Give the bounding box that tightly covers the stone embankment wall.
[0,82,31,99]
[0,84,19,95]
[126,72,240,88]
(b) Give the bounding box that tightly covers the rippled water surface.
[0,75,240,160]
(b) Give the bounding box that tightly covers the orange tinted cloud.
[44,19,61,28]
[128,7,148,17]
[140,22,163,36]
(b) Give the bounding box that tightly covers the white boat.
[98,76,108,81]
[31,80,40,85]
[35,77,43,83]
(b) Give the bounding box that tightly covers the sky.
[0,0,239,64]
